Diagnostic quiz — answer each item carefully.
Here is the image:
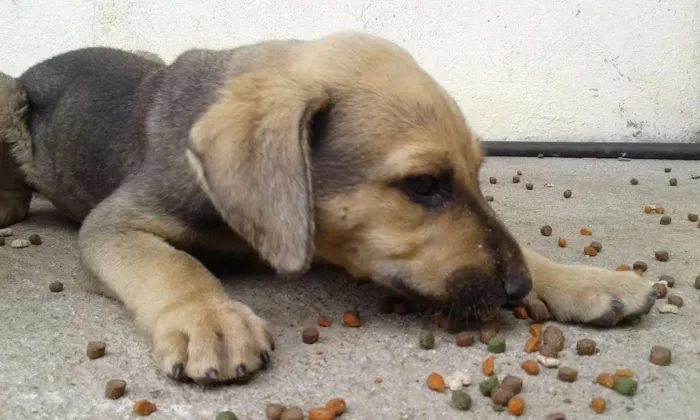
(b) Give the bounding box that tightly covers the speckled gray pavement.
[1,157,699,420]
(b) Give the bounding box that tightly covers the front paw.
[152,295,274,385]
[524,267,657,327]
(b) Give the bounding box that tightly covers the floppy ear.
[187,69,330,276]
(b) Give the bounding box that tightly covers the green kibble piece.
[614,377,638,396]
[215,411,238,420]
[480,377,500,396]
[689,213,699,222]
[538,153,544,159]
[451,390,472,411]
[563,189,572,198]
[487,334,506,353]
[493,404,506,412]
[526,183,533,190]
[419,330,435,349]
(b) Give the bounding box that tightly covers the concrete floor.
[1,157,699,420]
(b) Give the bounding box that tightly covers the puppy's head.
[187,31,531,312]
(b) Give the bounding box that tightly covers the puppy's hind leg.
[0,73,32,228]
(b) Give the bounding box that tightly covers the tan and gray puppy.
[0,31,655,385]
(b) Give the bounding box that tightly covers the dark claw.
[205,368,218,380]
[260,351,271,367]
[611,300,625,312]
[171,363,184,380]
[236,364,247,378]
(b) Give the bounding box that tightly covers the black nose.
[503,261,532,301]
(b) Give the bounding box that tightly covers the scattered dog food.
[280,407,304,420]
[596,373,616,389]
[563,190,572,198]
[513,176,520,183]
[660,215,672,225]
[616,264,631,271]
[479,319,501,344]
[500,375,523,394]
[591,396,606,414]
[649,345,672,366]
[652,282,668,298]
[644,205,654,214]
[49,281,64,293]
[455,332,474,347]
[28,234,42,245]
[524,336,541,353]
[133,399,157,416]
[557,237,567,248]
[633,261,647,272]
[689,213,699,222]
[105,379,126,400]
[543,326,565,352]
[446,371,471,391]
[659,274,675,287]
[695,275,700,289]
[669,178,677,186]
[10,239,29,248]
[489,177,497,184]
[419,330,435,349]
[539,343,559,358]
[664,168,671,173]
[485,195,494,202]
[546,412,567,420]
[487,334,506,353]
[557,367,578,382]
[667,295,684,308]
[576,338,597,356]
[536,355,560,368]
[302,327,319,344]
[342,311,361,327]
[451,390,472,411]
[482,356,495,376]
[491,386,516,406]
[479,377,499,396]
[492,403,506,412]
[615,369,634,377]
[657,304,679,314]
[0,228,12,236]
[526,183,533,190]
[427,372,446,392]
[317,315,330,327]
[513,306,528,319]
[579,228,591,236]
[538,153,544,158]
[654,250,669,262]
[529,324,542,339]
[521,359,540,375]
[86,341,106,360]
[507,396,525,416]
[265,403,286,420]
[614,377,638,396]
[583,246,598,257]
[589,241,602,252]
[540,225,553,236]
[216,412,238,420]
[630,178,638,185]
[308,408,335,420]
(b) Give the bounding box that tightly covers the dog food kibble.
[654,250,669,262]
[557,237,567,248]
[216,412,238,420]
[491,386,516,406]
[280,407,304,420]
[557,367,578,382]
[630,178,639,185]
[649,345,672,366]
[667,295,684,308]
[614,377,638,396]
[656,206,665,214]
[86,341,106,360]
[669,178,677,186]
[10,239,29,248]
[545,412,567,420]
[455,332,474,347]
[596,373,616,389]
[0,228,12,236]
[105,379,126,400]
[265,404,286,420]
[500,375,523,394]
[591,397,606,414]
[513,306,528,319]
[487,334,506,353]
[317,315,330,327]
[583,246,597,257]
[507,397,525,416]
[512,176,520,183]
[524,336,541,353]
[644,205,653,214]
[538,153,544,158]
[576,338,597,356]
[479,377,500,396]
[521,359,540,375]
[526,183,533,190]
[302,327,319,344]
[536,355,560,368]
[419,330,435,349]
[133,400,157,416]
[485,195,494,202]
[652,282,668,298]
[664,167,672,173]
[658,304,679,314]
[563,190,572,198]
[695,275,700,289]
[479,319,501,344]
[689,213,699,222]
[342,311,360,327]
[325,398,346,416]
[589,241,603,252]
[49,281,64,293]
[540,225,553,236]
[616,264,631,271]
[427,372,446,392]
[308,408,335,420]
[660,215,671,225]
[489,177,497,184]
[615,368,634,377]
[579,228,592,236]
[27,234,42,245]
[543,326,565,352]
[451,390,472,411]
[659,274,675,287]
[482,355,495,376]
[632,261,647,272]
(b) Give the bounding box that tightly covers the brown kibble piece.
[265,403,286,420]
[491,386,516,405]
[86,341,106,360]
[500,375,523,394]
[689,213,699,222]
[489,177,497,184]
[539,343,559,358]
[529,324,542,338]
[543,326,565,352]
[455,332,474,347]
[596,373,616,389]
[616,264,631,271]
[563,189,572,198]
[521,359,540,375]
[507,396,525,416]
[576,338,597,356]
[669,178,677,186]
[427,372,446,392]
[655,250,669,262]
[649,345,672,366]
[513,176,520,183]
[342,311,361,327]
[105,379,126,400]
[584,246,597,256]
[524,336,541,353]
[591,397,606,414]
[308,408,335,420]
[325,398,346,416]
[660,215,672,225]
[633,261,647,272]
[49,281,64,293]
[302,327,319,344]
[133,400,157,417]
[540,225,553,236]
[317,315,330,327]
[280,407,304,420]
[557,366,578,382]
[615,369,634,377]
[28,234,42,245]
[589,241,603,252]
[479,319,500,344]
[557,237,567,248]
[513,307,528,319]
[482,356,495,376]
[580,228,592,236]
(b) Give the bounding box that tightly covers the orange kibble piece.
[325,398,347,416]
[615,368,634,378]
[507,396,525,416]
[482,356,495,376]
[596,373,616,389]
[616,264,631,271]
[656,207,665,214]
[308,408,336,420]
[524,336,541,353]
[513,306,528,319]
[427,372,446,392]
[374,376,383,383]
[342,311,361,327]
[584,246,598,256]
[644,205,653,214]
[591,396,606,414]
[317,315,330,327]
[520,359,540,375]
[529,323,542,338]
[133,400,157,417]
[557,237,567,247]
[580,228,592,235]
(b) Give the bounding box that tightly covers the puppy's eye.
[396,173,454,210]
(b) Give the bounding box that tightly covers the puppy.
[0,31,655,385]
